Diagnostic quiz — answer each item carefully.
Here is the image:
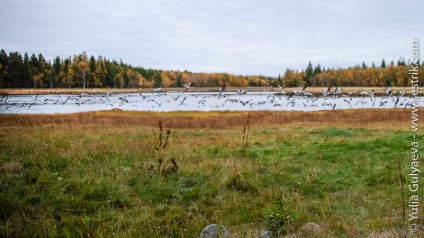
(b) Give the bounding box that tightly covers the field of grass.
[0,109,423,237]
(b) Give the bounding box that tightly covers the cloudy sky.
[1,0,423,76]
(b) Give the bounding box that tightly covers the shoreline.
[0,86,411,95]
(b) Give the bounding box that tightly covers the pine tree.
[53,56,61,87]
[175,72,183,87]
[397,57,406,66]
[105,60,117,88]
[313,64,322,75]
[7,52,25,88]
[153,71,163,88]
[22,53,33,87]
[304,61,313,85]
[0,49,8,69]
[381,59,386,68]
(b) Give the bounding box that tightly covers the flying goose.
[384,87,392,97]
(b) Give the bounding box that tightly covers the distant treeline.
[0,49,422,89]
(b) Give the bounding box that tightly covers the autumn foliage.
[0,50,422,89]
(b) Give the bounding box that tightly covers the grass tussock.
[0,109,423,237]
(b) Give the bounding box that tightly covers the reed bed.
[0,109,417,130]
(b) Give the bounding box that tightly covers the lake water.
[0,91,421,114]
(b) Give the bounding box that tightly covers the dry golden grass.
[0,109,418,130]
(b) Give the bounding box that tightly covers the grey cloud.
[0,0,423,76]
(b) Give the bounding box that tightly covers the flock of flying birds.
[0,84,418,113]
[274,85,412,109]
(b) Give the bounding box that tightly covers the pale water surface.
[0,92,421,114]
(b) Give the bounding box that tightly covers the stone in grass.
[367,231,395,238]
[260,229,273,238]
[286,222,322,237]
[200,224,229,238]
[367,229,409,238]
[299,222,322,234]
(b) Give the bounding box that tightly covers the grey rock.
[367,229,410,238]
[261,229,273,238]
[299,222,321,234]
[200,224,229,238]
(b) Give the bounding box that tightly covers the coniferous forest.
[0,49,422,89]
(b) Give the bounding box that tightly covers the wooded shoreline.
[0,86,411,95]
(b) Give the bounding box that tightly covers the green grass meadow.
[0,110,423,237]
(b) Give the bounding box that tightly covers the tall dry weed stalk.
[155,120,175,174]
[241,112,251,155]
[397,159,406,235]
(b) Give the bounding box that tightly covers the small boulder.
[200,224,229,238]
[260,229,273,238]
[299,222,322,234]
[367,229,410,238]
[367,231,395,238]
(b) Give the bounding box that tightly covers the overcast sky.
[1,0,423,76]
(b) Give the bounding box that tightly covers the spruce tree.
[381,59,386,68]
[305,61,313,85]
